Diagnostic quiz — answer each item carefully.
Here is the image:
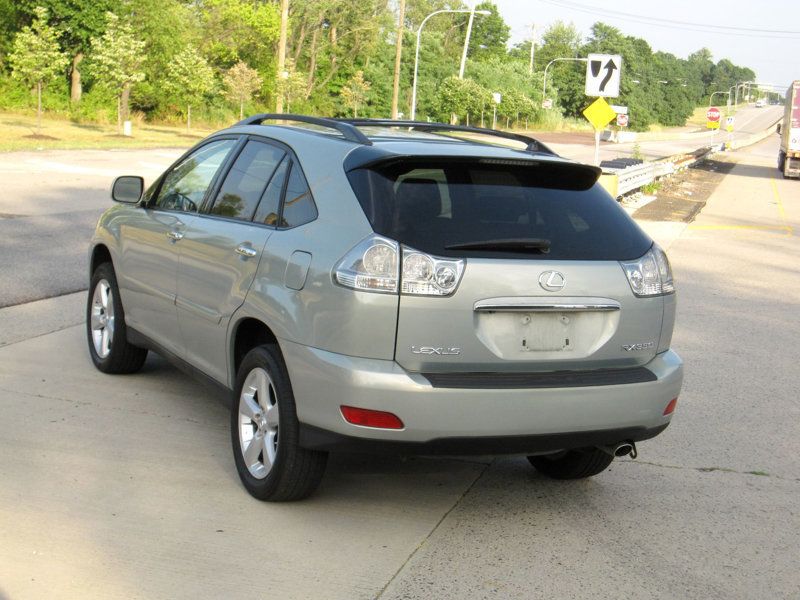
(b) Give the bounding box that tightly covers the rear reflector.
[663,398,678,416]
[340,405,404,429]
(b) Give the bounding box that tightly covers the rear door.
[350,159,664,374]
[176,138,287,383]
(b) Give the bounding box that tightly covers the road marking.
[688,224,793,234]
[770,179,787,222]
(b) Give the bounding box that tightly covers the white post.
[458,7,476,79]
[411,9,487,120]
[542,58,587,106]
[594,130,600,166]
[528,24,535,75]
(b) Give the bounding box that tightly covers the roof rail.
[337,119,557,156]
[233,113,372,145]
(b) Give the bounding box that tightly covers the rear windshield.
[347,159,651,260]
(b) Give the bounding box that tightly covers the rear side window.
[253,156,289,226]
[280,162,317,229]
[347,159,651,260]
[209,141,285,221]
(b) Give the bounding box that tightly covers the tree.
[7,6,68,132]
[165,46,216,130]
[90,12,145,134]
[340,70,370,117]
[17,0,113,103]
[224,61,263,119]
[468,1,509,61]
[276,59,307,113]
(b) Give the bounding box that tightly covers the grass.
[0,111,217,152]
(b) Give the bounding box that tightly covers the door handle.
[235,244,257,258]
[167,230,184,241]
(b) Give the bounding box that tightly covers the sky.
[491,0,800,93]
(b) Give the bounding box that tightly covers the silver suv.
[87,115,683,501]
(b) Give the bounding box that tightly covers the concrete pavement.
[1,132,798,600]
[380,135,800,598]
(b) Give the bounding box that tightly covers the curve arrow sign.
[585,53,622,98]
[599,59,617,93]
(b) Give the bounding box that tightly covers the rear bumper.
[299,422,669,455]
[282,340,683,451]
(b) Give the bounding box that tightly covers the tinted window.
[253,156,289,226]
[280,162,317,229]
[347,159,651,261]
[209,141,285,221]
[153,139,237,212]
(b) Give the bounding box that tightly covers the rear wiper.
[445,238,551,253]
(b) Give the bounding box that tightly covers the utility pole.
[391,0,406,119]
[275,0,289,113]
[529,23,536,75]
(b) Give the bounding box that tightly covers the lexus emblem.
[539,270,566,292]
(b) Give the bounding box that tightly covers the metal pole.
[458,7,476,79]
[542,58,587,105]
[528,23,535,75]
[594,130,600,166]
[411,9,476,120]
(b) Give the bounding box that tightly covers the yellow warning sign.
[582,97,618,130]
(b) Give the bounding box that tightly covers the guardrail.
[599,146,714,199]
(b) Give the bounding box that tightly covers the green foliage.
[17,0,112,53]
[468,2,509,61]
[8,7,68,90]
[165,45,216,126]
[201,0,280,70]
[340,70,371,118]
[89,12,145,93]
[434,76,486,122]
[224,61,263,118]
[276,59,308,114]
[0,0,764,132]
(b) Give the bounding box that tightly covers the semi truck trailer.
[778,80,800,179]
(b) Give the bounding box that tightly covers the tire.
[778,151,786,176]
[86,262,148,374]
[528,447,614,480]
[231,345,327,501]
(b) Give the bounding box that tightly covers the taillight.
[334,235,465,297]
[334,235,399,293]
[340,405,404,429]
[620,245,674,297]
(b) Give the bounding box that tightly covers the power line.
[537,0,800,39]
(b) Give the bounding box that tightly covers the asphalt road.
[0,105,781,308]
[0,135,797,599]
[0,149,180,307]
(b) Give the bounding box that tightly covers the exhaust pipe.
[599,441,637,458]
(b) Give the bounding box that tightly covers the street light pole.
[458,7,476,79]
[411,8,489,120]
[542,57,588,105]
[528,23,536,75]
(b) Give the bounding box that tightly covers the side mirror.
[776,124,782,135]
[111,176,144,204]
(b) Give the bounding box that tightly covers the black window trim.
[199,136,287,224]
[186,134,317,231]
[144,134,244,215]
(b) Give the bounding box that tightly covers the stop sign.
[616,114,629,127]
[707,107,721,122]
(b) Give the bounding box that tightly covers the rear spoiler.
[343,151,602,192]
